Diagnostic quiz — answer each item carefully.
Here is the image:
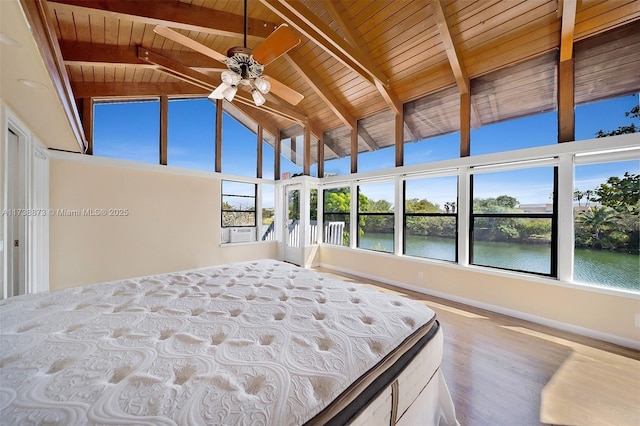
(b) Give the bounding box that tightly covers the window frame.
[356,181,395,254]
[221,180,257,228]
[469,167,559,277]
[402,178,459,262]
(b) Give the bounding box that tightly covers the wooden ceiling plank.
[322,0,402,115]
[560,0,577,61]
[430,0,469,94]
[284,53,355,130]
[48,0,278,39]
[259,0,389,87]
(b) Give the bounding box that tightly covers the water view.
[358,233,639,291]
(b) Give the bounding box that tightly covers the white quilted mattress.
[0,260,437,425]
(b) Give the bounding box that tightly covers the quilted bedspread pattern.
[0,260,435,425]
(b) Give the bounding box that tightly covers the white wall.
[319,245,640,348]
[49,155,278,290]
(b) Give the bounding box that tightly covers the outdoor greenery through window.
[404,176,458,262]
[358,182,395,253]
[221,180,256,228]
[573,160,639,291]
[470,166,556,276]
[323,187,351,246]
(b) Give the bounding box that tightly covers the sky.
[93,93,639,208]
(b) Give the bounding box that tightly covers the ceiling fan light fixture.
[251,89,266,106]
[208,83,229,101]
[223,85,238,102]
[221,70,242,86]
[254,77,270,94]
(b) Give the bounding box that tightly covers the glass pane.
[405,216,456,261]
[359,145,395,173]
[223,212,256,227]
[309,189,318,244]
[261,184,275,241]
[262,140,275,180]
[324,187,350,246]
[222,112,257,177]
[168,98,215,171]
[470,111,558,156]
[358,214,394,253]
[575,94,639,141]
[574,160,639,291]
[472,167,555,213]
[222,195,255,211]
[404,132,460,166]
[358,182,395,213]
[324,156,351,176]
[472,217,552,274]
[222,181,255,197]
[405,176,457,213]
[280,137,303,178]
[287,189,300,247]
[93,100,159,164]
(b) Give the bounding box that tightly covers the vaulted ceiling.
[10,0,640,160]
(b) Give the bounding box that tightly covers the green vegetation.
[575,172,639,253]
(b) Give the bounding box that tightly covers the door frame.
[2,106,50,298]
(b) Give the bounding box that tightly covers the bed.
[0,260,458,425]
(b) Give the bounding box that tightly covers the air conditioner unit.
[230,228,254,243]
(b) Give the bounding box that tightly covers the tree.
[593,172,639,215]
[574,189,584,207]
[576,206,618,249]
[596,105,639,137]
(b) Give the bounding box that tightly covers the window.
[261,184,275,241]
[358,110,395,173]
[280,136,303,178]
[323,125,351,176]
[358,182,395,253]
[168,98,215,171]
[574,160,639,291]
[404,86,460,166]
[575,94,639,141]
[262,139,275,180]
[222,112,257,178]
[404,176,458,261]
[93,99,159,164]
[221,180,256,228]
[470,166,556,276]
[323,187,351,246]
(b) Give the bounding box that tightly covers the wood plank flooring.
[316,268,640,426]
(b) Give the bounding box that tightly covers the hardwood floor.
[316,268,640,426]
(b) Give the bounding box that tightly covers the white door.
[283,185,302,265]
[6,129,26,297]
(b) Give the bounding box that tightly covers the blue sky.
[94,93,639,207]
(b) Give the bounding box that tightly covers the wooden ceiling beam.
[284,53,355,130]
[559,0,577,62]
[47,0,277,40]
[60,41,223,70]
[71,81,208,98]
[137,47,307,125]
[357,128,378,152]
[430,0,469,94]
[259,0,398,114]
[20,0,86,152]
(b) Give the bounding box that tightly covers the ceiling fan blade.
[266,76,304,105]
[253,24,300,66]
[153,25,228,64]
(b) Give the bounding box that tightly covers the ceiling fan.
[153,0,303,107]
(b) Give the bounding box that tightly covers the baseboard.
[319,263,640,351]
